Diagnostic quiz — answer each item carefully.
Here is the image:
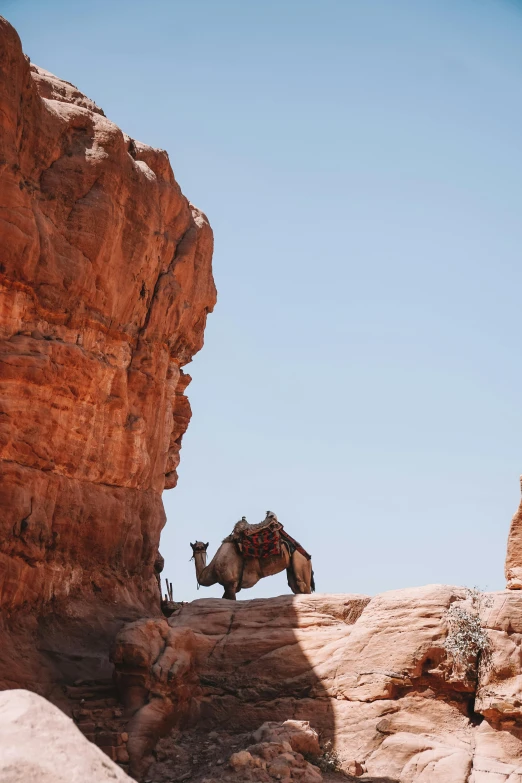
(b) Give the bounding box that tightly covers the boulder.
[228,739,322,783]
[251,721,321,756]
[0,689,133,782]
[229,750,256,770]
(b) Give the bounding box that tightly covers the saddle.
[225,513,311,561]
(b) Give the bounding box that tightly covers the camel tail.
[311,568,316,593]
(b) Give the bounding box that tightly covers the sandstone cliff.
[0,14,215,689]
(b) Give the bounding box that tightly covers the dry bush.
[443,587,492,678]
[311,741,342,774]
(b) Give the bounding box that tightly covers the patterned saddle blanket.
[225,515,311,561]
[240,522,282,558]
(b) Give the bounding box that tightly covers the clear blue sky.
[5,0,522,600]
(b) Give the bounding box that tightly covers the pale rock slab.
[0,689,133,782]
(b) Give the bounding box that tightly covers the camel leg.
[290,553,313,594]
[295,576,311,594]
[286,567,299,595]
[222,583,237,600]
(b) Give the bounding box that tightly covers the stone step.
[77,721,96,733]
[73,697,119,709]
[97,745,130,764]
[73,706,124,722]
[94,730,124,746]
[66,679,129,774]
[65,682,116,700]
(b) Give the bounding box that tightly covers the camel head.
[190,541,209,558]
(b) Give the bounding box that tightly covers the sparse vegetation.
[311,741,342,774]
[443,587,492,678]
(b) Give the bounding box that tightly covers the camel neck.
[194,551,207,581]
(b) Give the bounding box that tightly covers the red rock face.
[0,16,216,614]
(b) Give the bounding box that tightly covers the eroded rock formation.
[112,588,522,782]
[0,15,215,706]
[0,16,215,619]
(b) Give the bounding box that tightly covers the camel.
[190,514,315,600]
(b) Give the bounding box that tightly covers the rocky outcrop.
[505,477,522,589]
[0,15,215,624]
[0,689,134,782]
[226,729,323,783]
[112,588,522,782]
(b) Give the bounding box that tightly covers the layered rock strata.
[0,16,216,620]
[113,587,522,782]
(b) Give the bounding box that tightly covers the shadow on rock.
[112,594,369,779]
[354,779,399,783]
